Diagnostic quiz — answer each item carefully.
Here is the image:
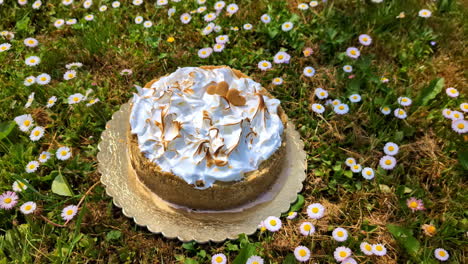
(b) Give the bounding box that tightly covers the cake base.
[98,102,307,242]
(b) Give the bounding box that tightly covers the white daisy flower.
[264,216,282,232]
[156,0,167,5]
[394,108,407,119]
[286,211,297,219]
[445,87,459,98]
[62,0,73,5]
[334,103,349,115]
[61,204,78,220]
[36,73,51,85]
[311,103,325,114]
[418,9,432,18]
[211,253,227,264]
[360,242,374,255]
[24,76,35,88]
[197,0,206,4]
[214,1,225,10]
[349,94,361,103]
[350,164,362,173]
[333,246,352,262]
[20,201,37,214]
[198,47,213,58]
[272,77,283,85]
[294,246,310,262]
[46,96,57,108]
[14,114,34,132]
[0,43,12,52]
[450,111,464,121]
[398,96,412,106]
[215,35,229,44]
[380,106,391,115]
[38,151,51,163]
[246,256,263,264]
[258,60,272,71]
[168,7,176,17]
[18,0,27,5]
[226,3,239,15]
[202,23,215,35]
[358,34,372,46]
[29,126,45,141]
[180,13,192,24]
[25,160,40,173]
[315,88,328,99]
[345,157,356,167]
[56,146,72,160]
[25,92,35,108]
[86,98,100,106]
[133,0,143,5]
[260,14,271,23]
[135,16,144,24]
[383,142,399,156]
[459,103,468,113]
[309,1,318,7]
[303,66,315,77]
[0,191,18,210]
[68,93,84,104]
[379,155,396,170]
[343,65,353,72]
[65,62,83,69]
[281,22,294,32]
[63,70,77,80]
[372,244,387,256]
[54,19,65,28]
[332,99,341,106]
[361,167,375,180]
[243,23,253,30]
[12,180,28,192]
[99,5,107,11]
[452,119,468,134]
[442,109,453,119]
[25,56,40,66]
[204,12,217,22]
[371,0,383,2]
[197,6,207,13]
[213,43,224,52]
[32,0,41,6]
[83,0,92,8]
[274,51,290,64]
[342,257,358,264]
[299,222,315,236]
[143,21,153,28]
[298,3,309,10]
[24,37,38,47]
[332,227,349,242]
[307,203,325,219]
[214,25,222,32]
[434,248,449,261]
[111,1,120,8]
[66,18,77,25]
[346,47,360,59]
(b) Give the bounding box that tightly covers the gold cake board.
[97,102,307,243]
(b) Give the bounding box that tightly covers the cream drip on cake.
[130,66,284,189]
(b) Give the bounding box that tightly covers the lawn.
[0,0,467,263]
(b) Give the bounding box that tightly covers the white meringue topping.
[130,67,284,189]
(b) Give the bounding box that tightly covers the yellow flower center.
[439,251,446,257]
[385,160,392,165]
[278,55,284,59]
[28,40,34,44]
[25,205,32,210]
[40,154,46,159]
[398,110,404,115]
[339,251,347,258]
[389,146,394,151]
[299,249,307,257]
[463,105,468,109]
[269,219,277,226]
[312,207,319,213]
[446,110,451,114]
[423,11,428,15]
[458,123,465,129]
[339,106,344,110]
[24,120,31,126]
[34,130,40,136]
[365,244,372,251]
[320,92,325,96]
[454,113,460,118]
[350,50,356,55]
[61,151,68,156]
[376,245,383,251]
[353,165,359,170]
[409,201,418,208]
[30,59,36,63]
[29,164,36,169]
[303,224,311,231]
[333,101,339,105]
[68,73,74,78]
[40,77,46,81]
[337,231,344,237]
[262,62,268,67]
[19,182,25,188]
[1,47,6,50]
[67,209,74,215]
[316,105,322,110]
[366,170,372,176]
[307,69,312,73]
[73,97,79,102]
[402,98,407,102]
[285,24,290,28]
[252,262,259,264]
[215,256,223,263]
[427,225,436,233]
[202,51,207,55]
[4,198,12,204]
[167,37,175,43]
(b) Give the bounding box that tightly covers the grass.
[0,0,467,263]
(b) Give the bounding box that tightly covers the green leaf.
[182,241,197,252]
[15,15,30,32]
[105,230,121,241]
[387,224,421,257]
[51,172,74,196]
[415,78,444,107]
[282,253,296,264]
[458,150,468,170]
[232,243,257,264]
[0,121,15,140]
[289,194,305,212]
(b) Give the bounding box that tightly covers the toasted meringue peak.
[130,66,284,189]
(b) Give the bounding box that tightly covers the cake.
[128,66,288,210]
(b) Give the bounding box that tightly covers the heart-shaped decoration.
[226,88,246,106]
[205,82,218,95]
[215,81,229,96]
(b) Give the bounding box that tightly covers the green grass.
[0,0,467,263]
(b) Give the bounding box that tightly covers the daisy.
[56,146,72,160]
[346,47,360,59]
[452,119,468,134]
[333,246,352,262]
[86,98,100,107]
[434,248,449,261]
[384,142,399,156]
[226,3,239,15]
[372,244,387,256]
[246,255,264,264]
[143,21,153,28]
[99,5,108,12]
[38,151,51,163]
[213,43,224,52]
[381,77,389,83]
[29,126,45,141]
[54,19,65,28]
[198,47,213,58]
[343,65,353,72]
[349,94,361,103]
[202,23,215,35]
[299,222,315,236]
[214,25,222,32]
[168,8,176,17]
[272,77,283,85]
[243,24,253,30]
[32,1,42,9]
[306,203,325,219]
[14,114,34,132]
[342,258,358,264]
[46,96,57,108]
[315,88,328,99]
[133,0,143,5]
[156,0,167,5]
[334,103,349,115]
[445,87,459,97]
[0,43,11,52]
[459,103,468,113]
[394,108,407,119]
[345,157,356,167]
[0,191,19,209]
[419,9,432,18]
[281,22,294,32]
[360,242,373,255]
[303,66,315,77]
[18,0,27,5]
[133,15,144,24]
[294,246,310,262]
[204,12,216,22]
[197,6,207,13]
[332,227,348,242]
[450,111,464,120]
[361,167,375,180]
[66,18,77,25]
[63,70,77,80]
[25,92,35,108]
[23,76,36,87]
[65,62,83,69]
[311,103,325,114]
[20,201,37,214]
[180,13,192,24]
[398,96,412,106]
[197,0,206,4]
[379,155,396,170]
[83,0,92,8]
[25,56,40,66]
[12,179,28,192]
[61,205,78,221]
[371,0,383,2]
[350,164,362,173]
[358,34,372,46]
[211,253,226,264]
[214,1,225,10]
[260,14,271,23]
[287,211,297,219]
[309,1,318,7]
[264,216,282,232]
[274,51,290,64]
[111,1,120,7]
[120,69,132,76]
[407,197,425,212]
[68,93,84,104]
[422,224,437,237]
[303,47,313,57]
[396,12,405,18]
[215,35,229,44]
[381,106,391,115]
[258,60,272,71]
[441,108,452,118]
[62,0,73,5]
[36,73,51,85]
[298,3,309,10]
[24,37,38,47]
[26,160,39,173]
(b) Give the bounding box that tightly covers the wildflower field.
[0,0,467,263]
